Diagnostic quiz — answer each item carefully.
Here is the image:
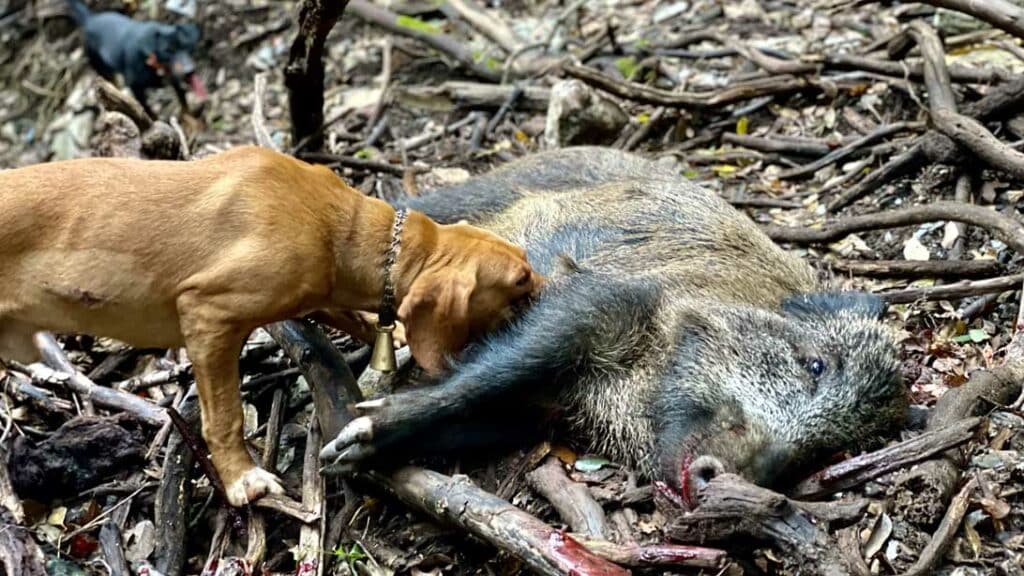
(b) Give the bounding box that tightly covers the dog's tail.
[65,0,92,25]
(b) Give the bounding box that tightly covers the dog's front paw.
[225,467,284,507]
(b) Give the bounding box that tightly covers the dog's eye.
[807,357,827,379]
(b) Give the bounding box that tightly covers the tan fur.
[0,145,540,506]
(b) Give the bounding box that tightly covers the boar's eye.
[806,357,827,379]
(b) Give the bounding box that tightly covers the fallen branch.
[444,0,523,54]
[30,333,167,427]
[933,108,1024,179]
[572,538,726,570]
[722,132,834,157]
[527,456,608,539]
[824,53,1008,85]
[95,77,153,132]
[829,74,1024,211]
[879,273,1024,304]
[396,82,551,111]
[914,0,1024,40]
[790,417,982,499]
[668,474,858,575]
[564,63,810,109]
[764,201,1024,255]
[298,152,424,177]
[263,320,360,440]
[778,122,922,179]
[366,467,631,576]
[831,258,1004,279]
[901,478,978,576]
[890,355,1024,526]
[284,0,351,151]
[252,72,276,149]
[349,0,501,82]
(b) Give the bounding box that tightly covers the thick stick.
[154,393,198,576]
[284,0,351,152]
[831,258,1004,279]
[880,273,1024,304]
[668,474,856,575]
[263,320,359,440]
[368,467,630,576]
[527,457,608,539]
[32,333,167,426]
[573,538,726,570]
[764,201,1024,255]
[348,0,501,82]
[917,0,1024,40]
[790,417,982,499]
[564,63,809,109]
[828,74,1024,211]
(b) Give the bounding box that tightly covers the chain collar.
[378,208,407,328]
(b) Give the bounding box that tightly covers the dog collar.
[378,208,408,327]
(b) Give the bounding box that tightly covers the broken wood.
[890,356,1024,526]
[284,0,351,151]
[668,473,859,575]
[366,466,631,576]
[790,417,982,499]
[572,537,727,570]
[349,0,501,82]
[527,456,608,539]
[880,273,1024,304]
[765,201,1024,255]
[565,63,810,109]
[30,333,168,426]
[831,258,1004,279]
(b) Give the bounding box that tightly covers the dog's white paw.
[225,467,284,507]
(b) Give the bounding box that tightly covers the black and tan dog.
[66,0,207,115]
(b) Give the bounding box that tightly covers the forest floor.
[2,0,1024,575]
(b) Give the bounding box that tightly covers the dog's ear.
[174,23,201,48]
[398,271,476,375]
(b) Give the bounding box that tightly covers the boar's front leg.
[319,276,661,471]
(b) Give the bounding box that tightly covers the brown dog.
[0,146,541,506]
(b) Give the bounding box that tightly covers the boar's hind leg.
[320,276,662,468]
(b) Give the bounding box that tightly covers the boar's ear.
[781,291,887,321]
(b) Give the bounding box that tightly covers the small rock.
[141,121,182,160]
[92,111,142,159]
[9,415,146,503]
[971,450,1019,470]
[124,520,157,564]
[544,79,627,149]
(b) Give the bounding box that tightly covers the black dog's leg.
[319,276,661,469]
[130,85,154,118]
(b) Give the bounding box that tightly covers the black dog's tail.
[65,0,91,25]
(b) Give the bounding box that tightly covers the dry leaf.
[903,235,931,261]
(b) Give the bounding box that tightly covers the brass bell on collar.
[370,324,398,373]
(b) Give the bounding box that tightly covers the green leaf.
[395,14,440,34]
[968,328,989,342]
[636,112,651,124]
[614,56,639,79]
[683,169,700,178]
[354,148,373,159]
[736,116,749,135]
[952,334,973,343]
[574,456,611,472]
